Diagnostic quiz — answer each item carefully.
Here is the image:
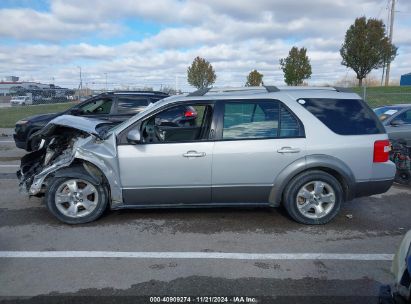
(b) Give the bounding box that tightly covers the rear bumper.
[354,178,394,198]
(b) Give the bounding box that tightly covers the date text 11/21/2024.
[149,296,258,303]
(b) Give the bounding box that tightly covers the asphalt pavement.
[0,130,410,304]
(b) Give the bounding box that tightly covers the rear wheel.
[46,176,108,224]
[283,170,343,225]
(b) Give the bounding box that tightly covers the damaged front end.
[18,129,88,195]
[18,115,123,206]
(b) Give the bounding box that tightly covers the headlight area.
[18,127,89,196]
[16,120,29,125]
[15,120,29,133]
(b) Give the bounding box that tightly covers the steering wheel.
[154,126,165,141]
[143,121,163,143]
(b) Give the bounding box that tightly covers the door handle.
[183,150,206,158]
[277,146,301,153]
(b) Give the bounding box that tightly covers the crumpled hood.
[42,115,109,137]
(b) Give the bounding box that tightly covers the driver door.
[117,102,215,206]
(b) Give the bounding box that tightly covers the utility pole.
[104,72,108,91]
[385,0,396,86]
[175,75,178,94]
[77,66,83,100]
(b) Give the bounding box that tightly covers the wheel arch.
[269,154,356,206]
[46,159,115,207]
[52,160,105,186]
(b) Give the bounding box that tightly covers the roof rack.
[100,90,169,95]
[186,86,353,97]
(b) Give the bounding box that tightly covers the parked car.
[10,94,33,106]
[13,91,169,151]
[379,230,411,304]
[374,104,411,185]
[374,104,411,145]
[17,86,395,225]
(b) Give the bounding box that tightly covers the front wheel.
[283,170,343,225]
[45,176,108,224]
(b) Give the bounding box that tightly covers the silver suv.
[18,86,396,225]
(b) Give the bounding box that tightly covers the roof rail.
[333,87,353,93]
[187,86,280,97]
[275,86,337,91]
[263,85,280,92]
[187,88,211,97]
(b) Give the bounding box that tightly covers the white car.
[380,230,411,303]
[10,95,33,106]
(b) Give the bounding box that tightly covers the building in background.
[5,76,19,82]
[400,73,411,86]
[0,76,74,103]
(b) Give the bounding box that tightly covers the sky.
[0,0,410,92]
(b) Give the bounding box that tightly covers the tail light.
[373,140,391,163]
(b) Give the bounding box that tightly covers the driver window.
[141,104,213,143]
[79,98,113,115]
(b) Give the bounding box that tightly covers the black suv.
[14,91,169,151]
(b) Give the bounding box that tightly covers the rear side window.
[117,97,149,114]
[222,100,304,140]
[223,101,279,139]
[300,98,384,135]
[280,106,300,137]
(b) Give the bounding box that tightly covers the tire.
[45,175,108,224]
[283,170,343,225]
[394,169,411,185]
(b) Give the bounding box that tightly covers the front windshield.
[373,106,402,121]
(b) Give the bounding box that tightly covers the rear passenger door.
[111,96,150,122]
[211,99,306,204]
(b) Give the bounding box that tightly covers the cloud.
[0,0,409,90]
[0,8,123,42]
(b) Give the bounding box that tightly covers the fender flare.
[268,154,356,206]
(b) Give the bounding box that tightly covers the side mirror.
[390,120,404,127]
[70,108,82,116]
[127,129,142,144]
